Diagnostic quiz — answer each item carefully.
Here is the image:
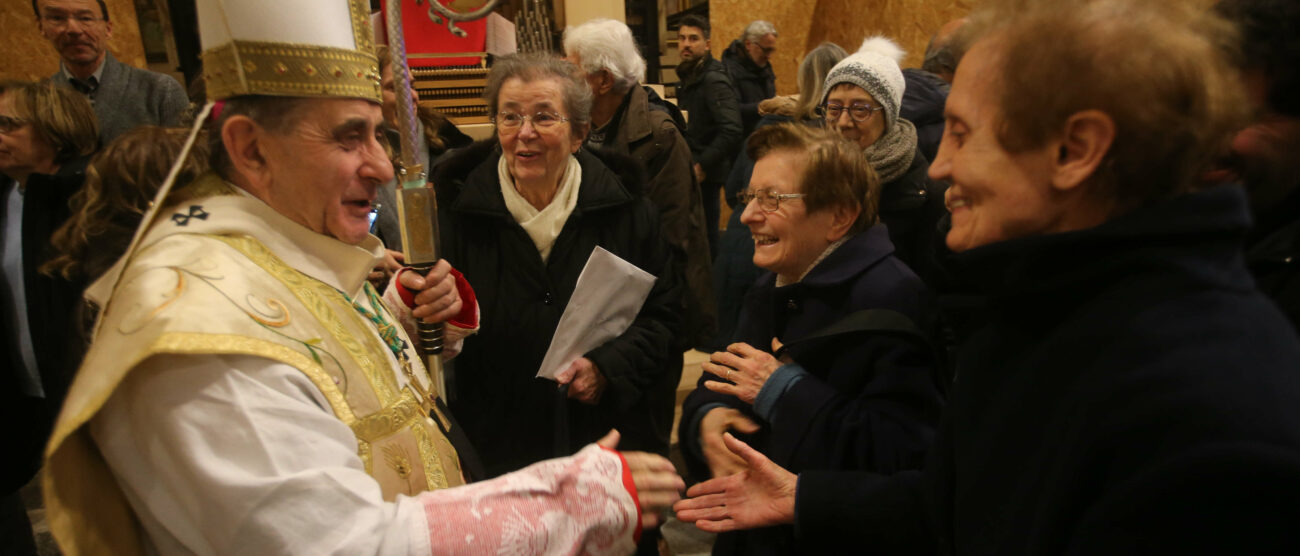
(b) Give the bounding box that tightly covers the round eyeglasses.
[493,110,569,134]
[737,188,806,212]
[821,103,883,123]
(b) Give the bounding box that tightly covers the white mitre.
[198,0,381,102]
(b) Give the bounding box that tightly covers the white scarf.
[498,155,583,262]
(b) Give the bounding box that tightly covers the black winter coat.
[796,185,1300,554]
[721,39,777,137]
[681,226,944,555]
[2,164,87,494]
[900,68,950,164]
[1247,186,1300,329]
[879,150,948,290]
[676,54,743,184]
[432,141,682,477]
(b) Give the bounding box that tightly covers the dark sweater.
[797,185,1300,554]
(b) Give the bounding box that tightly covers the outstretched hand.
[597,430,685,530]
[673,433,797,533]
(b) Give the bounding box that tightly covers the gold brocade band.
[202,40,381,102]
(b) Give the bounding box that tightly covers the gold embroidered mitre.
[198,0,381,102]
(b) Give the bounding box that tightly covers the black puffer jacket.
[900,68,950,164]
[432,141,682,477]
[676,53,743,184]
[721,39,777,136]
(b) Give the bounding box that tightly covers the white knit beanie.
[822,36,907,131]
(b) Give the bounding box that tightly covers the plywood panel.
[709,0,815,96]
[1,0,148,82]
[809,0,973,70]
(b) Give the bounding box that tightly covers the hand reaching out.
[673,433,797,533]
[597,430,684,530]
[699,407,761,478]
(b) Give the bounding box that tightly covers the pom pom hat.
[822,36,907,131]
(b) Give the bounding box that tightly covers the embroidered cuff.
[754,363,809,424]
[603,446,643,544]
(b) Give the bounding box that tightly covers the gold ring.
[726,369,734,380]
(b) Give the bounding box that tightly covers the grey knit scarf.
[862,118,917,183]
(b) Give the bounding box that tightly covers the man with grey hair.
[921,17,967,84]
[564,19,718,354]
[722,20,778,136]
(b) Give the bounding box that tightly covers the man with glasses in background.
[34,0,188,144]
[722,20,779,138]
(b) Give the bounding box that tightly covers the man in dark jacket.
[900,68,949,163]
[674,1,1300,553]
[721,20,778,137]
[564,18,717,351]
[1215,0,1300,329]
[676,15,742,257]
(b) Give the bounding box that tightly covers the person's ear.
[596,70,615,96]
[825,203,861,242]
[222,115,273,192]
[1050,109,1114,193]
[569,123,588,153]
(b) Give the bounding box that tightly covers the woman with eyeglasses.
[429,54,680,481]
[0,79,97,548]
[821,37,949,288]
[679,123,943,556]
[711,41,848,350]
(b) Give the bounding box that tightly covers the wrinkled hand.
[598,430,684,530]
[673,433,796,533]
[702,339,787,405]
[397,259,462,324]
[555,357,607,405]
[693,163,706,183]
[369,249,404,291]
[699,407,761,479]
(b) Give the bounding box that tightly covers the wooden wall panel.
[706,0,972,97]
[809,0,972,70]
[709,0,815,96]
[0,0,147,82]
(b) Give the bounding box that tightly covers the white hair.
[743,20,778,43]
[562,18,646,94]
[856,36,905,63]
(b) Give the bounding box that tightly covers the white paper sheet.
[536,247,656,380]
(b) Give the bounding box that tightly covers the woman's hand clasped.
[702,338,789,405]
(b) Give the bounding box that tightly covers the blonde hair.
[747,123,880,233]
[796,42,848,121]
[43,126,214,281]
[0,80,98,164]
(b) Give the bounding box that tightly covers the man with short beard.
[34,0,188,144]
[675,14,742,257]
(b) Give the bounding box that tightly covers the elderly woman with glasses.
[821,37,949,287]
[679,123,943,556]
[431,54,680,479]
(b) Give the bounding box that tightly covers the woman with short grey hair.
[431,53,681,488]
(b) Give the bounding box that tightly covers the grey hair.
[483,53,593,136]
[796,42,848,120]
[563,18,647,95]
[743,20,778,43]
[209,95,311,180]
[921,38,959,76]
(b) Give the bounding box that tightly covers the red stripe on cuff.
[603,446,643,544]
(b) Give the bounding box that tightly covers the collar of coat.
[755,225,899,293]
[436,139,647,219]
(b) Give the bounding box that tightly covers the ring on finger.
[726,369,734,381]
